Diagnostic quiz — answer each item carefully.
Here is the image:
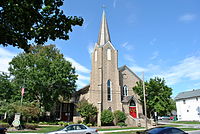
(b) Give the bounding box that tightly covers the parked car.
[136,127,188,134]
[0,128,7,134]
[169,116,174,120]
[47,124,98,134]
[158,116,170,120]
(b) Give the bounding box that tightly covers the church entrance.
[129,100,137,118]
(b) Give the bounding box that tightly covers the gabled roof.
[76,84,90,95]
[118,65,142,81]
[175,89,200,100]
[122,96,133,103]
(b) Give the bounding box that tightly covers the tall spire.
[97,11,111,46]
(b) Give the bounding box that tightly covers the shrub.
[38,121,58,125]
[114,110,127,124]
[77,120,82,124]
[101,110,114,125]
[24,123,38,130]
[86,123,92,127]
[58,121,64,126]
[0,122,9,128]
[58,121,74,126]
[77,99,97,124]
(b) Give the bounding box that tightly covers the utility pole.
[143,72,148,129]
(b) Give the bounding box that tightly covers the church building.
[71,11,145,126]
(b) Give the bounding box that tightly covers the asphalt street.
[158,120,200,134]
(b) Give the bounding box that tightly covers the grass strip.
[8,126,63,133]
[159,125,183,127]
[180,128,200,131]
[171,121,200,124]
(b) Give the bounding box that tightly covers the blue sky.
[0,0,200,97]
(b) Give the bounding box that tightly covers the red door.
[129,106,137,118]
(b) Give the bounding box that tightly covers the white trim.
[107,48,111,60]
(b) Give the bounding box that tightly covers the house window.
[196,97,198,101]
[107,48,111,60]
[95,50,97,61]
[107,80,112,101]
[123,85,128,96]
[183,100,186,104]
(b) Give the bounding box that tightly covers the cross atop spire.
[97,11,111,46]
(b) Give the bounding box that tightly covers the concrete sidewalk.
[98,128,145,133]
[158,121,200,128]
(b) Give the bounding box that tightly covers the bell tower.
[89,11,122,126]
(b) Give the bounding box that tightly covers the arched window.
[130,100,136,106]
[123,85,128,96]
[107,80,112,101]
[95,50,97,61]
[107,48,111,60]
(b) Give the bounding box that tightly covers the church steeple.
[97,11,111,46]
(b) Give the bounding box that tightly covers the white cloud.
[0,47,16,72]
[124,54,135,63]
[76,80,89,89]
[83,21,89,30]
[78,74,90,81]
[147,64,160,72]
[0,47,16,57]
[113,0,117,8]
[194,82,200,87]
[150,38,157,45]
[88,42,94,55]
[65,56,91,89]
[76,73,90,89]
[0,57,12,73]
[150,51,159,60]
[65,57,90,73]
[179,14,196,22]
[154,56,200,85]
[121,42,133,50]
[130,65,148,73]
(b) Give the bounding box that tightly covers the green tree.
[133,77,174,117]
[0,0,83,52]
[0,72,15,102]
[9,45,78,111]
[77,99,98,124]
[101,110,114,125]
[0,101,40,123]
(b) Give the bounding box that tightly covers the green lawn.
[181,128,200,131]
[172,121,200,124]
[159,124,183,127]
[8,125,200,133]
[8,126,64,133]
[8,126,144,133]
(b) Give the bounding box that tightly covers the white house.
[175,89,200,121]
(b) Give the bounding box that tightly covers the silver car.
[47,124,98,134]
